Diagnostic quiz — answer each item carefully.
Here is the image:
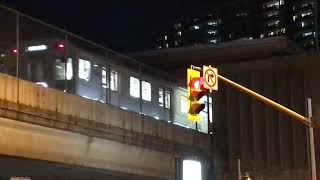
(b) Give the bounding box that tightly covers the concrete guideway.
[0,117,172,180]
[0,73,213,180]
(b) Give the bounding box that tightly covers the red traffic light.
[189,77,205,101]
[188,77,206,115]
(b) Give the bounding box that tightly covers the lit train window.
[130,76,140,98]
[102,68,108,88]
[55,58,73,80]
[159,88,164,107]
[78,58,91,81]
[180,96,188,113]
[110,70,118,91]
[165,90,171,109]
[204,96,213,123]
[142,81,151,101]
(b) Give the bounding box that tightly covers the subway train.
[0,38,211,133]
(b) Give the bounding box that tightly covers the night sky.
[0,0,230,52]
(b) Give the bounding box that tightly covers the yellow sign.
[187,68,201,122]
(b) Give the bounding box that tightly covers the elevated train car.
[0,38,210,133]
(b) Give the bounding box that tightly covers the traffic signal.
[187,68,206,122]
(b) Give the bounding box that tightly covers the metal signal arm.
[218,75,311,125]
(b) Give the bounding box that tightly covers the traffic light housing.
[187,68,206,122]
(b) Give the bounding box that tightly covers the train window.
[110,70,118,91]
[165,90,171,109]
[142,81,151,101]
[159,88,164,107]
[130,76,140,98]
[204,96,213,123]
[102,68,108,88]
[78,58,91,81]
[55,58,73,80]
[180,96,188,113]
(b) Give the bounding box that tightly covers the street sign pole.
[237,159,241,180]
[307,98,317,180]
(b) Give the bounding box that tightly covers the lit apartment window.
[165,90,171,109]
[130,76,140,98]
[267,11,278,17]
[55,58,73,80]
[142,81,151,101]
[268,31,275,36]
[265,1,279,8]
[267,20,279,27]
[208,30,217,35]
[280,0,284,5]
[174,23,182,29]
[209,39,217,43]
[302,12,312,17]
[301,2,309,7]
[293,15,297,21]
[208,21,217,26]
[102,68,108,88]
[180,97,188,113]
[78,58,91,81]
[303,32,313,37]
[110,70,118,91]
[159,88,164,107]
[193,25,200,30]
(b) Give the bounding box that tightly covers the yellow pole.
[218,75,311,126]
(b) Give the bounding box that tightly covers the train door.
[53,57,73,91]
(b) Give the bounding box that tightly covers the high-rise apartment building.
[263,0,316,47]
[155,0,318,49]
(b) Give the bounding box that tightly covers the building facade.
[155,0,318,50]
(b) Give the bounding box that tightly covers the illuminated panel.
[183,160,202,180]
[27,45,47,52]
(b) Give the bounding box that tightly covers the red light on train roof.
[57,43,65,49]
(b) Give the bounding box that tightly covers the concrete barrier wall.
[0,117,174,180]
[0,73,211,152]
